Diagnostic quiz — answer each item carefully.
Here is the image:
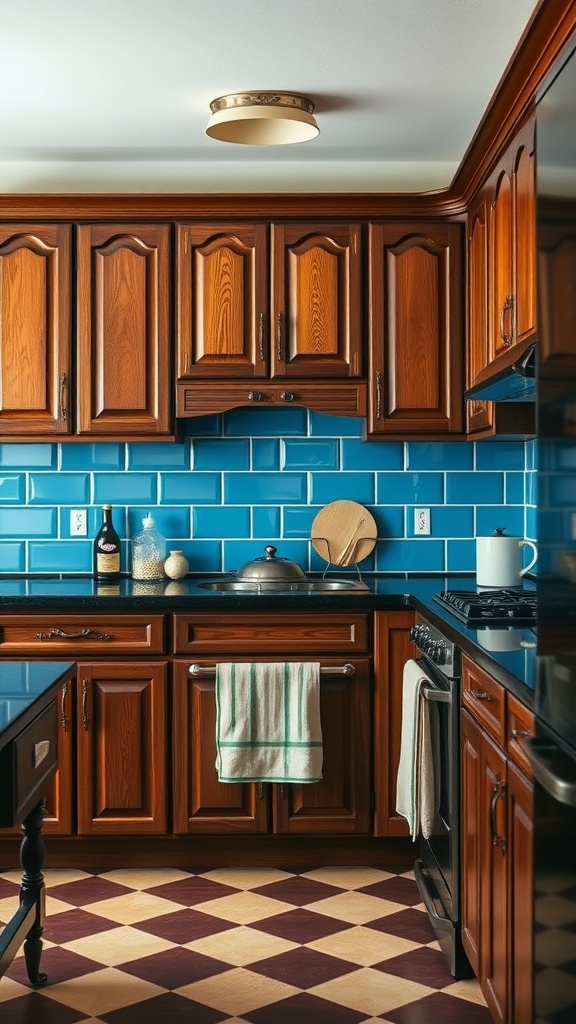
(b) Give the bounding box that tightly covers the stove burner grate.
[433,588,536,626]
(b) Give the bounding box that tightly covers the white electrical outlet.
[70,509,87,536]
[414,508,431,535]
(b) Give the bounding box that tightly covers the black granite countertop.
[0,573,536,708]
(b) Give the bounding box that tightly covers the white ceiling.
[0,0,539,194]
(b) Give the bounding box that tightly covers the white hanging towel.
[215,662,323,783]
[395,658,439,840]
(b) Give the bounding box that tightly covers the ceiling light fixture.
[205,92,319,146]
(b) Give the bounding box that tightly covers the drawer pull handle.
[36,627,112,641]
[470,689,491,701]
[82,679,89,730]
[489,780,506,854]
[34,739,50,769]
[61,680,69,731]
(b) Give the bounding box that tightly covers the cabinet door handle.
[375,370,382,420]
[500,294,515,346]
[59,372,68,424]
[259,312,266,363]
[60,679,70,731]
[81,679,89,731]
[489,780,506,854]
[36,627,112,641]
[277,311,285,362]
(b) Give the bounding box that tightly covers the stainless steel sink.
[195,578,369,593]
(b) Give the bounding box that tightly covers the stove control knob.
[430,641,448,664]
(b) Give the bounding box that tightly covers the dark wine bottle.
[93,504,121,580]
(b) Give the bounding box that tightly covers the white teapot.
[476,528,538,588]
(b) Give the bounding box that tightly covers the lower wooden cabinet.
[171,658,372,835]
[461,656,534,1024]
[373,609,415,836]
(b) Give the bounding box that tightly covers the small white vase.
[164,550,189,580]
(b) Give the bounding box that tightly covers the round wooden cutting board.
[311,500,377,567]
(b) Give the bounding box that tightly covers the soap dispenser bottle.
[131,513,166,581]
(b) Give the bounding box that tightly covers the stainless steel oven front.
[408,615,472,978]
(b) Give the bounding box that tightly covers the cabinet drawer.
[507,694,534,776]
[462,656,506,745]
[0,615,166,654]
[0,701,58,826]
[172,612,370,655]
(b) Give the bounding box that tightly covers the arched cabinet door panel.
[76,224,171,435]
[0,224,71,436]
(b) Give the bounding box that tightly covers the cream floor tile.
[198,890,295,923]
[38,966,164,1016]
[184,924,297,965]
[97,868,192,890]
[200,868,292,890]
[311,967,434,1016]
[308,924,419,965]
[45,894,87,915]
[61,924,176,965]
[0,976,29,1002]
[301,866,395,889]
[445,978,489,1005]
[177,965,298,1014]
[44,869,96,887]
[82,891,183,924]
[309,891,407,923]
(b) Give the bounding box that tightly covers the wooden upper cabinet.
[76,223,171,435]
[270,222,362,378]
[177,220,362,382]
[0,224,71,436]
[176,222,268,378]
[367,221,463,436]
[487,115,536,371]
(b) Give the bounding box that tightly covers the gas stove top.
[433,588,537,626]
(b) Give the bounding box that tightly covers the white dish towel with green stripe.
[215,662,323,783]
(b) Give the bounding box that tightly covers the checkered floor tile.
[0,866,491,1023]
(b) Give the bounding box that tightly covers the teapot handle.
[519,539,538,577]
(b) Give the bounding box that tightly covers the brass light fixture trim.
[206,91,319,145]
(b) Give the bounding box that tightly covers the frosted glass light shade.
[206,92,319,145]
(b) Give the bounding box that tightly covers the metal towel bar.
[189,662,356,677]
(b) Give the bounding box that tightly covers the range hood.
[465,343,536,402]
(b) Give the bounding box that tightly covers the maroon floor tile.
[48,875,133,907]
[6,945,102,985]
[357,876,423,906]
[43,907,122,943]
[0,877,19,899]
[243,991,367,1024]
[251,907,354,943]
[250,945,356,988]
[146,875,240,906]
[366,907,436,944]
[384,990,493,1023]
[0,992,86,1024]
[137,907,237,942]
[372,945,456,989]
[99,991,228,1024]
[251,876,345,906]
[117,944,230,986]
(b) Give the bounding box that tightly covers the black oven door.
[412,657,472,978]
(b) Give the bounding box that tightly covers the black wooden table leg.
[19,800,48,986]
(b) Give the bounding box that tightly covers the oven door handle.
[525,736,576,808]
[421,684,452,704]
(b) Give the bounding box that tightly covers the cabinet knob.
[280,390,295,403]
[248,390,263,402]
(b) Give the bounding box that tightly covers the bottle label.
[96,552,120,573]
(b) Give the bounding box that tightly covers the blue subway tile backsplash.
[0,411,535,575]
